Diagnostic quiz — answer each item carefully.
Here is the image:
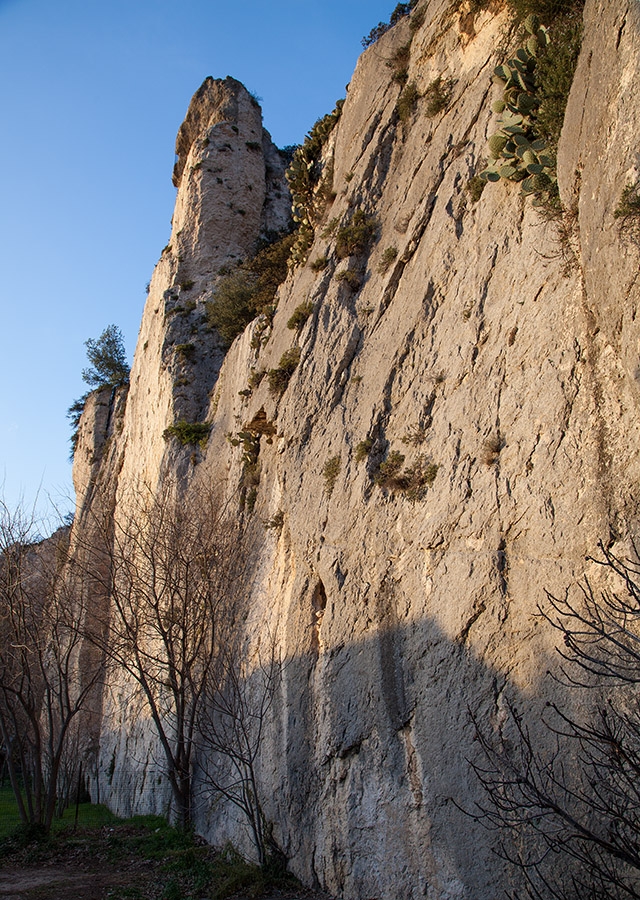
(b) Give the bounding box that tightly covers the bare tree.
[0,501,102,833]
[198,634,282,867]
[471,542,640,899]
[76,482,247,830]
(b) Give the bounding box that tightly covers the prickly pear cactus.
[480,17,557,205]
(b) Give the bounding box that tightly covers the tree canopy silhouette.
[82,324,130,388]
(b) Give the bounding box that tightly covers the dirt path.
[0,863,155,899]
[0,822,336,900]
[0,860,334,900]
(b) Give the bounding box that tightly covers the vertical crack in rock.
[64,1,640,896]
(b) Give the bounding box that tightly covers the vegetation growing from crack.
[504,0,583,25]
[287,301,314,331]
[264,510,284,531]
[361,1,421,48]
[374,451,438,501]
[396,81,420,123]
[67,324,130,457]
[389,42,412,85]
[481,17,554,202]
[533,11,582,150]
[424,77,452,117]
[335,210,378,260]
[267,347,301,398]
[466,175,487,203]
[163,420,211,449]
[402,424,428,446]
[355,438,373,464]
[285,102,344,267]
[322,456,341,497]
[480,9,583,213]
[175,342,196,362]
[378,247,398,274]
[336,269,362,292]
[310,255,329,272]
[206,231,295,348]
[614,180,640,242]
[231,430,260,513]
[229,410,276,512]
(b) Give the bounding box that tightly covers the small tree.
[67,325,129,457]
[471,542,640,899]
[199,636,281,867]
[0,501,102,833]
[76,482,246,830]
[82,324,130,388]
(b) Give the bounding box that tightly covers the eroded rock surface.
[70,1,640,897]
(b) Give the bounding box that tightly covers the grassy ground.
[0,787,318,900]
[0,785,117,839]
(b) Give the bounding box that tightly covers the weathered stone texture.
[70,1,640,897]
[116,76,291,495]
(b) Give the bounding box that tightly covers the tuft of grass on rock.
[355,438,373,463]
[424,77,451,117]
[335,210,377,259]
[322,456,341,497]
[396,82,420,123]
[267,347,301,397]
[287,301,314,330]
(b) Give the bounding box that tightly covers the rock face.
[70,1,640,897]
[115,75,290,495]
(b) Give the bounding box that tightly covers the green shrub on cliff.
[285,102,344,267]
[322,456,341,497]
[267,347,301,397]
[361,1,420,47]
[615,180,640,243]
[163,420,211,449]
[206,271,256,347]
[287,301,314,331]
[534,10,583,151]
[396,81,420,123]
[335,210,377,259]
[206,232,295,348]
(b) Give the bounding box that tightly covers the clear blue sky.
[0,0,394,525]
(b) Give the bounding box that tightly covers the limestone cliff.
[70,1,640,897]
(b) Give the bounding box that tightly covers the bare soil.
[0,865,149,899]
[0,826,334,900]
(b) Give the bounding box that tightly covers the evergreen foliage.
[335,210,378,259]
[163,420,211,448]
[82,324,130,388]
[67,324,129,459]
[287,301,314,331]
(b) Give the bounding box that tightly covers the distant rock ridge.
[69,1,640,897]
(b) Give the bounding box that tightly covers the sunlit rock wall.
[71,1,640,896]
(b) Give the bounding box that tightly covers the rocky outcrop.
[70,1,640,897]
[116,76,291,495]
